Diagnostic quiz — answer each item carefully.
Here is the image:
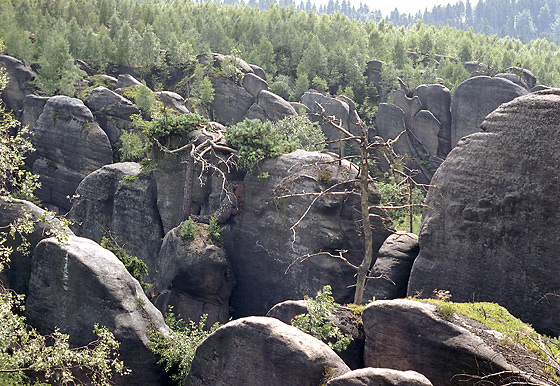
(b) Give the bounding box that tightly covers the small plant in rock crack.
[180,216,198,240]
[291,285,353,352]
[207,215,225,243]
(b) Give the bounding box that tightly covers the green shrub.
[180,217,197,240]
[207,215,225,243]
[100,236,149,290]
[148,309,220,385]
[291,285,353,352]
[120,131,147,161]
[142,112,209,141]
[225,115,325,172]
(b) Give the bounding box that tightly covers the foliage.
[148,309,220,385]
[100,236,149,291]
[207,215,225,243]
[225,115,324,171]
[190,64,215,108]
[119,131,147,162]
[180,216,198,240]
[291,285,353,352]
[138,112,209,142]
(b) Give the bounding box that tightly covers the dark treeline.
[2,0,560,119]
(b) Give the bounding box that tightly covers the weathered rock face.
[242,72,269,99]
[506,66,537,89]
[70,162,163,278]
[184,316,350,386]
[266,299,308,323]
[326,368,433,386]
[28,96,113,210]
[152,222,235,325]
[408,90,560,336]
[363,300,534,386]
[224,150,392,316]
[369,232,419,300]
[413,84,452,158]
[25,236,170,386]
[496,73,529,90]
[256,89,296,121]
[85,86,139,150]
[154,91,189,114]
[208,74,254,124]
[0,198,72,295]
[450,76,528,148]
[301,91,357,153]
[0,54,35,117]
[116,73,142,89]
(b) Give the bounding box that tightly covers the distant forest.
[238,0,560,44]
[2,0,560,121]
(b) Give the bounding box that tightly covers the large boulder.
[208,74,254,124]
[450,76,527,148]
[0,198,72,295]
[70,162,163,279]
[0,54,35,117]
[25,236,170,386]
[369,232,419,300]
[363,299,538,386]
[326,368,433,386]
[184,316,350,386]
[506,66,537,89]
[29,96,113,210]
[152,222,235,325]
[412,84,452,158]
[85,87,139,148]
[154,91,189,114]
[242,72,269,99]
[256,89,297,121]
[223,150,392,316]
[408,90,560,336]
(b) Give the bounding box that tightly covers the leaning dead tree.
[278,104,429,304]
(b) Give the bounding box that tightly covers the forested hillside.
[2,0,560,118]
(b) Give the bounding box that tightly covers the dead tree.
[280,104,429,304]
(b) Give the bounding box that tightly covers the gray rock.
[152,222,235,325]
[116,73,142,89]
[411,110,440,158]
[301,91,350,153]
[365,60,384,84]
[388,89,422,130]
[184,316,350,386]
[531,85,550,93]
[506,66,536,89]
[412,84,452,158]
[462,61,490,76]
[85,87,139,148]
[496,73,529,90]
[96,74,118,88]
[266,299,308,324]
[25,236,169,386]
[29,96,113,210]
[408,90,560,336]
[326,368,433,386]
[154,91,189,114]
[70,162,163,280]
[256,89,297,121]
[369,232,419,300]
[75,59,95,76]
[0,198,72,295]
[450,76,528,148]
[0,54,35,117]
[290,102,310,113]
[363,299,535,386]
[242,73,269,98]
[223,150,392,316]
[245,103,267,122]
[208,74,254,124]
[249,64,266,80]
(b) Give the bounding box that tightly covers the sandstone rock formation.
[85,86,139,151]
[408,90,560,336]
[0,54,35,117]
[155,91,189,114]
[369,232,419,300]
[70,162,163,278]
[326,368,433,386]
[28,96,113,210]
[450,76,527,147]
[25,236,169,386]
[363,299,537,386]
[184,316,350,386]
[152,222,235,325]
[223,150,392,316]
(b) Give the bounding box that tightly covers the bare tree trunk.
[354,141,374,304]
[182,146,194,221]
[409,179,414,233]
